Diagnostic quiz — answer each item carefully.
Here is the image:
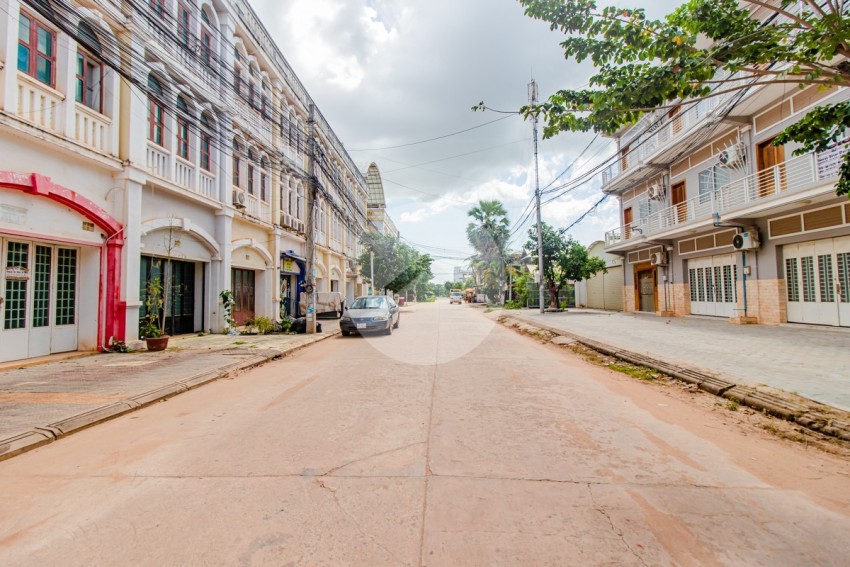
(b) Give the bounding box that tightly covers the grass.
[727,400,740,411]
[233,340,246,345]
[608,363,658,382]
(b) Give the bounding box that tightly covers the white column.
[56,33,76,138]
[115,169,146,341]
[213,207,233,332]
[272,225,282,321]
[0,0,19,112]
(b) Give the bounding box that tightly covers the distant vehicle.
[449,289,463,304]
[340,295,400,336]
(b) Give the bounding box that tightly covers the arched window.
[76,22,104,112]
[176,96,190,160]
[178,3,191,46]
[232,139,241,187]
[247,149,255,195]
[200,8,213,67]
[259,157,268,202]
[147,75,165,146]
[200,113,213,172]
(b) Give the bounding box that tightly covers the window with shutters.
[785,258,800,302]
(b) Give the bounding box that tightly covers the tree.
[526,223,606,309]
[466,200,510,302]
[513,0,850,197]
[359,232,432,294]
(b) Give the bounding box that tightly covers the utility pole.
[306,104,317,333]
[370,251,375,295]
[530,79,545,314]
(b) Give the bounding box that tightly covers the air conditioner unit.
[718,144,746,168]
[648,182,665,201]
[296,220,305,233]
[280,213,291,227]
[732,229,760,251]
[232,190,246,208]
[650,251,667,266]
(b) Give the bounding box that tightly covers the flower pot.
[145,336,170,351]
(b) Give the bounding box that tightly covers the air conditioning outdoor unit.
[650,251,667,266]
[232,190,247,208]
[280,213,291,227]
[732,229,760,251]
[296,220,304,233]
[648,182,665,201]
[718,144,746,168]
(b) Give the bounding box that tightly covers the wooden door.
[232,268,255,326]
[623,207,633,239]
[671,182,687,224]
[636,268,657,313]
[757,138,786,196]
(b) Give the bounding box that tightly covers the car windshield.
[350,297,386,310]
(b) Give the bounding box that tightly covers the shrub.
[253,316,275,335]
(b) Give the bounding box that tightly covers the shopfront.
[280,250,306,318]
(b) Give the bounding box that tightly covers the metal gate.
[783,235,850,327]
[688,254,738,317]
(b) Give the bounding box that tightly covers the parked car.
[340,295,400,336]
[449,291,463,304]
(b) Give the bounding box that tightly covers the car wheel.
[341,329,350,337]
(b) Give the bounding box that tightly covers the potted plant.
[141,276,170,351]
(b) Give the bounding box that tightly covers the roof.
[364,162,386,208]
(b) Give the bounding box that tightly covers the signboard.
[5,266,30,280]
[0,204,27,226]
[281,258,299,274]
[817,139,850,180]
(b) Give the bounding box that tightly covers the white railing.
[259,200,272,224]
[174,157,195,189]
[604,146,847,247]
[16,74,61,132]
[146,143,170,179]
[245,192,260,218]
[199,170,217,200]
[602,78,747,186]
[73,103,112,154]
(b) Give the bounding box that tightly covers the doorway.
[635,267,657,313]
[232,268,255,325]
[0,239,80,362]
[757,138,786,196]
[140,256,198,336]
[672,181,687,224]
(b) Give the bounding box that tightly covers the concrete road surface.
[1,300,849,566]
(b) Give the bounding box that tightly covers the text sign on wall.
[0,204,27,225]
[5,266,30,280]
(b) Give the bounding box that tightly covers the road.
[1,300,849,565]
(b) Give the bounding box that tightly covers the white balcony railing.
[259,200,272,223]
[199,170,216,200]
[604,145,848,247]
[146,143,170,179]
[174,157,195,189]
[73,103,113,154]
[602,77,747,186]
[16,74,61,132]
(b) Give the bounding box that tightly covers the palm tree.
[466,200,509,303]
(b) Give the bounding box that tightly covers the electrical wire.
[346,115,517,151]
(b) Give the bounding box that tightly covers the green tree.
[526,223,606,309]
[359,232,432,294]
[512,0,850,197]
[466,200,510,302]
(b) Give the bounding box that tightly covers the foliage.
[504,300,524,310]
[109,339,129,353]
[526,223,606,309]
[276,317,294,334]
[512,0,850,197]
[219,290,236,332]
[141,277,165,338]
[245,316,275,335]
[359,232,433,293]
[466,200,510,303]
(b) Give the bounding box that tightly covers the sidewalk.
[0,329,338,461]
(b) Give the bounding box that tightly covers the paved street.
[503,308,850,412]
[1,300,850,565]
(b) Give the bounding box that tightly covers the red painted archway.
[0,172,125,350]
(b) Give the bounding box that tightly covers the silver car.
[340,295,400,336]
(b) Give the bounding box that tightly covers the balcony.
[73,103,112,155]
[237,190,272,224]
[233,97,273,147]
[147,142,221,202]
[604,145,848,248]
[602,77,748,188]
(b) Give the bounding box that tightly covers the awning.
[281,250,306,263]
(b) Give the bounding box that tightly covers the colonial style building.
[602,52,849,326]
[0,0,368,363]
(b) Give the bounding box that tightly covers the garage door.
[586,266,623,310]
[783,235,850,327]
[688,254,738,317]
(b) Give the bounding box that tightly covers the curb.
[498,313,850,442]
[0,330,338,463]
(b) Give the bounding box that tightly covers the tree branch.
[742,0,815,29]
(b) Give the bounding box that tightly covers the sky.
[251,0,680,283]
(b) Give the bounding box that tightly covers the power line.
[347,115,516,151]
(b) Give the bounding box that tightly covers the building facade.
[575,241,623,311]
[602,45,850,326]
[0,0,368,363]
